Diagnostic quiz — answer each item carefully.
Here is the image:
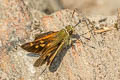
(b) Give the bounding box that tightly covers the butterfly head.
[65,20,81,35]
[65,25,74,35]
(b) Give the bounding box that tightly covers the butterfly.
[21,19,81,67]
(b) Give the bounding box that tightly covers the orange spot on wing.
[40,40,44,43]
[30,43,33,46]
[35,45,39,48]
[47,43,52,47]
[40,44,45,47]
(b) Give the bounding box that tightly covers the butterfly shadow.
[49,34,80,72]
[27,53,40,57]
[49,45,71,72]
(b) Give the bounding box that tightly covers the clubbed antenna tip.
[74,20,81,27]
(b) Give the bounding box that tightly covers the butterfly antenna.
[71,8,81,28]
[71,9,96,49]
[74,20,81,28]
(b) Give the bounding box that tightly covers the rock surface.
[0,0,120,80]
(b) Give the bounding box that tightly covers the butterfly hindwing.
[34,40,65,67]
[47,41,65,65]
[33,45,58,67]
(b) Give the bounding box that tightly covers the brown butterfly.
[21,20,81,67]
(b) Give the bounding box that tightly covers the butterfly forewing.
[34,45,59,67]
[21,31,58,54]
[34,31,57,40]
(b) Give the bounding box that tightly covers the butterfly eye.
[69,30,73,35]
